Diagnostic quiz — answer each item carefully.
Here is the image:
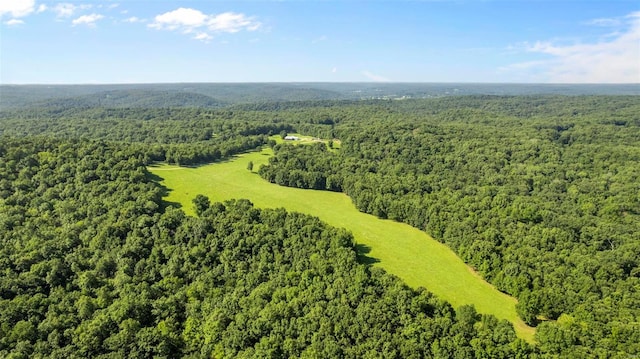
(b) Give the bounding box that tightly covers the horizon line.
[2,82,639,86]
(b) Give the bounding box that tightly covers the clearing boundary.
[148,147,535,342]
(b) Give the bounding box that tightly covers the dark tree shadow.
[355,243,380,265]
[146,171,164,183]
[145,171,182,210]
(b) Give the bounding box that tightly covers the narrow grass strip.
[148,148,535,342]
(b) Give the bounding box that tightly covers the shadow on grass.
[167,155,241,168]
[146,151,254,170]
[355,243,380,265]
[145,171,182,210]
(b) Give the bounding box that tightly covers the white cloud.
[0,0,35,18]
[37,4,47,13]
[53,3,78,18]
[52,3,92,18]
[332,67,337,73]
[587,17,621,27]
[362,70,390,82]
[208,12,261,33]
[5,19,25,26]
[194,32,212,42]
[505,11,640,83]
[149,7,261,40]
[123,16,143,23]
[72,13,104,27]
[149,8,208,31]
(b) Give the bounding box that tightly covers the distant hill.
[184,83,346,103]
[0,89,226,109]
[35,90,225,109]
[0,84,345,110]
[1,83,638,110]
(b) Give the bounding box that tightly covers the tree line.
[0,137,532,357]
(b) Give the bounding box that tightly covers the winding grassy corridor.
[148,147,535,342]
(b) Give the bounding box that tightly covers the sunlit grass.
[148,147,535,342]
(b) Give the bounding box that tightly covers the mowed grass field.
[148,147,535,342]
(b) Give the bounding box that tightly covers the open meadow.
[148,147,535,342]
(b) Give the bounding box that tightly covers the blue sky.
[1,0,638,84]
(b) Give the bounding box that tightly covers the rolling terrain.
[149,146,536,342]
[2,83,638,110]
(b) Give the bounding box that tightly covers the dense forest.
[0,137,530,357]
[259,96,640,356]
[2,83,638,110]
[1,91,639,357]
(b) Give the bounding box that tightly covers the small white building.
[284,136,300,141]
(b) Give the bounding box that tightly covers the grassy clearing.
[148,148,535,342]
[272,134,341,151]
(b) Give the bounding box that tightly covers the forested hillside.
[258,96,640,356]
[0,84,345,110]
[1,94,639,357]
[0,107,294,166]
[0,138,530,357]
[2,83,637,110]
